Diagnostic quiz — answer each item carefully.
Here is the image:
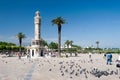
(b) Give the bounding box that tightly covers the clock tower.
[27,11,44,58]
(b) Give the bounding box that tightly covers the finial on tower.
[36,11,40,16]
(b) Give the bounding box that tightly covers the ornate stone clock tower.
[27,11,44,58]
[34,11,41,40]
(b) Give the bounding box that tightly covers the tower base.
[27,39,44,58]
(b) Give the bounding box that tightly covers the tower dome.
[36,11,40,16]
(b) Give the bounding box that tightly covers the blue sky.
[0,0,120,48]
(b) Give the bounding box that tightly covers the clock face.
[35,19,39,22]
[35,18,41,23]
[34,16,41,23]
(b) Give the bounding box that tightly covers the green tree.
[52,17,66,57]
[0,41,26,53]
[0,42,16,47]
[16,32,26,52]
[72,44,82,50]
[42,40,48,46]
[48,42,58,50]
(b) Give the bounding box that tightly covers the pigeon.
[86,71,89,74]
[102,71,109,76]
[75,72,78,76]
[62,66,65,69]
[61,73,64,76]
[85,73,88,78]
[80,70,82,74]
[70,70,74,75]
[109,71,114,75]
[49,69,52,71]
[65,69,68,73]
[70,76,72,78]
[59,62,63,64]
[61,71,63,73]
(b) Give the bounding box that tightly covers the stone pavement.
[0,56,33,80]
[0,54,120,80]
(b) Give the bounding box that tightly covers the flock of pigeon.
[34,58,120,80]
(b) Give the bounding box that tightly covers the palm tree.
[52,17,66,57]
[69,40,73,48]
[96,41,99,49]
[16,32,26,52]
[65,40,70,48]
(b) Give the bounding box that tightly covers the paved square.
[0,54,120,80]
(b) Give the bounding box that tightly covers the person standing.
[106,52,112,65]
[18,52,22,59]
[89,52,92,62]
[89,52,92,58]
[116,55,120,67]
